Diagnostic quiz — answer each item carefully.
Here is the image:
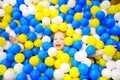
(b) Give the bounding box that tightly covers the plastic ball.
[16,73,27,80]
[19,4,27,11]
[86,46,96,55]
[78,63,89,75]
[72,20,80,29]
[3,69,16,80]
[0,52,7,62]
[60,63,70,73]
[48,47,57,57]
[83,11,92,19]
[12,11,22,20]
[0,64,7,75]
[90,6,100,15]
[115,60,120,69]
[68,48,77,57]
[59,23,68,32]
[45,68,54,79]
[64,37,73,46]
[87,36,97,46]
[42,36,51,42]
[0,47,4,52]
[82,58,91,67]
[90,18,100,28]
[60,5,68,13]
[63,46,70,53]
[74,4,82,12]
[54,69,64,80]
[38,76,49,80]
[81,18,89,27]
[66,28,75,37]
[98,58,106,67]
[67,0,76,8]
[110,26,120,36]
[98,76,108,80]
[82,35,88,44]
[96,11,105,20]
[22,10,30,17]
[42,17,50,26]
[0,37,6,46]
[101,0,110,9]
[69,67,80,78]
[53,16,63,24]
[74,50,87,62]
[45,57,55,66]
[100,33,110,42]
[65,15,73,23]
[34,38,42,48]
[60,53,70,63]
[23,64,33,74]
[0,9,5,17]
[72,33,82,41]
[20,25,30,34]
[103,54,112,61]
[104,45,116,56]
[63,74,72,80]
[82,26,91,35]
[72,40,82,50]
[24,41,34,49]
[71,59,80,67]
[54,59,62,69]
[29,56,39,66]
[106,18,115,28]
[50,24,59,33]
[43,27,51,36]
[14,53,25,63]
[42,42,52,51]
[30,70,40,80]
[38,50,48,60]
[2,14,11,23]
[96,26,105,35]
[114,12,120,21]
[36,62,47,72]
[89,69,100,80]
[14,63,23,73]
[101,68,111,78]
[106,60,115,70]
[111,69,120,80]
[74,12,83,21]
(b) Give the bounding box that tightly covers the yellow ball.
[0,37,6,46]
[87,36,97,46]
[43,8,51,17]
[59,23,68,32]
[104,45,116,56]
[51,0,58,4]
[60,5,68,13]
[95,40,104,50]
[111,35,119,42]
[94,55,102,60]
[113,51,120,60]
[2,14,11,23]
[51,9,59,18]
[54,59,62,69]
[99,76,108,80]
[14,53,25,63]
[4,5,13,14]
[36,4,43,12]
[72,33,82,41]
[72,78,80,80]
[64,37,73,46]
[24,41,34,49]
[50,24,59,33]
[0,65,7,75]
[34,38,42,47]
[91,6,100,15]
[74,12,83,21]
[29,56,40,66]
[107,5,117,14]
[35,12,43,21]
[90,18,100,28]
[18,34,28,43]
[55,50,64,59]
[66,28,75,37]
[45,57,55,66]
[60,53,70,63]
[69,67,80,78]
[0,22,8,30]
[63,74,72,80]
[98,58,106,67]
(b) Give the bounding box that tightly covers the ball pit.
[0,0,120,80]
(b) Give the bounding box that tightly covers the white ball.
[67,24,72,28]
[0,9,5,17]
[39,1,50,8]
[74,50,87,62]
[48,47,57,57]
[3,70,16,80]
[0,47,4,52]
[28,4,37,15]
[106,60,115,70]
[42,17,50,26]
[36,33,43,38]
[93,34,100,40]
[101,68,111,78]
[19,4,28,11]
[55,4,59,8]
[18,43,24,52]
[9,31,17,37]
[82,58,91,67]
[51,18,56,24]
[82,35,88,44]
[32,0,39,3]
[60,63,70,73]
[22,10,30,17]
[54,69,64,80]
[67,0,76,8]
[115,60,120,70]
[9,0,16,6]
[54,16,63,24]
[117,21,120,26]
[101,0,110,10]
[114,12,120,21]
[103,54,112,61]
[3,41,12,50]
[24,0,32,5]
[5,26,13,34]
[111,69,120,80]
[82,43,88,50]
[0,52,7,62]
[14,63,23,73]
[29,26,35,32]
[90,28,96,34]
[42,36,51,42]
[75,28,82,34]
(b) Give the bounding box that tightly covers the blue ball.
[72,20,80,29]
[20,17,29,26]
[59,13,66,20]
[44,27,51,36]
[72,40,82,50]
[80,18,89,27]
[23,64,33,74]
[20,25,30,34]
[23,49,33,59]
[96,11,105,20]
[65,15,73,23]
[77,0,86,7]
[37,62,47,72]
[1,60,11,68]
[35,24,44,33]
[26,14,34,21]
[8,44,21,54]
[12,7,19,13]
[42,42,52,51]
[67,9,75,16]
[14,27,22,34]
[30,70,40,80]
[98,66,104,72]
[9,21,18,30]
[90,64,99,70]
[63,46,70,53]
[106,14,114,18]
[82,26,91,35]
[83,11,92,19]
[68,48,77,57]
[58,0,67,6]
[7,52,14,61]
[71,59,80,67]
[29,18,39,27]
[100,33,110,42]
[28,32,37,41]
[80,74,89,80]
[96,26,105,35]
[92,1,100,6]
[106,38,117,45]
[23,59,29,65]
[110,26,120,36]
[74,4,82,12]
[0,32,9,40]
[89,69,100,80]
[12,11,22,20]
[78,63,89,75]
[84,5,91,12]
[38,50,48,60]
[106,18,115,28]
[45,68,54,79]
[86,46,96,55]
[32,47,39,55]
[0,28,4,34]
[16,73,27,80]
[38,76,49,80]
[117,42,120,51]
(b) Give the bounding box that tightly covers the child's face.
[53,31,65,50]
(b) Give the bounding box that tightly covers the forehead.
[54,32,65,37]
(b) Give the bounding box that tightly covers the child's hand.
[10,36,19,44]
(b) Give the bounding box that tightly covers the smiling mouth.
[56,44,61,47]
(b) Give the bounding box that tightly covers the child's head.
[53,31,65,50]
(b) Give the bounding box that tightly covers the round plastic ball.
[50,24,59,33]
[60,63,70,73]
[42,42,52,51]
[66,28,74,37]
[0,52,7,62]
[114,12,120,21]
[30,70,40,80]
[38,76,49,80]
[37,62,47,72]
[106,18,115,28]
[64,37,73,46]
[68,48,77,57]
[45,68,54,79]
[101,0,110,9]
[65,15,73,23]
[74,12,83,21]
[12,11,22,20]
[3,70,16,80]
[90,18,100,28]
[78,63,89,75]
[72,40,82,50]
[110,26,120,36]
[89,69,100,80]
[67,0,76,8]
[104,45,116,56]
[45,57,55,66]
[72,20,80,29]
[82,58,91,67]
[60,53,70,63]
[86,46,96,55]
[80,18,89,26]
[34,38,42,48]
[90,6,100,15]
[54,69,64,80]
[43,27,51,36]
[0,64,7,75]
[96,26,105,35]
[100,33,110,42]
[82,26,91,35]
[16,73,27,80]
[23,64,33,74]
[111,69,120,80]
[14,53,25,63]
[24,41,34,49]
[83,11,92,19]
[59,23,68,32]
[106,60,115,70]
[48,47,57,57]
[101,68,111,78]
[74,4,82,12]
[14,63,23,73]
[42,17,50,26]
[0,37,6,46]
[20,25,30,34]
[69,67,80,78]
[87,36,97,46]
[96,11,105,20]
[60,5,68,13]
[0,9,5,17]
[29,56,39,66]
